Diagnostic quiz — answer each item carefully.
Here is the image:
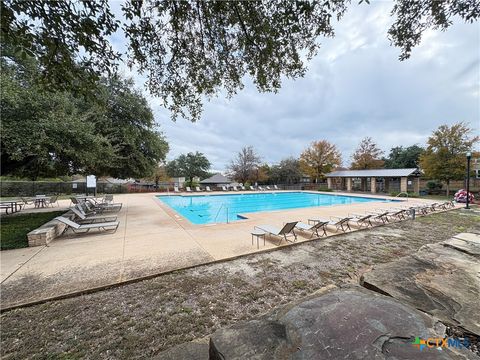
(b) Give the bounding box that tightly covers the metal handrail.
[395,192,409,200]
[214,203,224,222]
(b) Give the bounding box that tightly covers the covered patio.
[325,168,421,194]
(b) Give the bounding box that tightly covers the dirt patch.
[1,210,479,359]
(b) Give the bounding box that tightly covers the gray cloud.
[111,1,480,171]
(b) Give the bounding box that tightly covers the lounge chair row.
[21,195,59,208]
[253,201,454,246]
[175,185,281,193]
[57,196,123,234]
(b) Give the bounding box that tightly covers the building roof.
[200,173,232,184]
[326,168,421,178]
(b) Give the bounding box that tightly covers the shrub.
[318,186,333,192]
[426,180,443,190]
[184,180,199,188]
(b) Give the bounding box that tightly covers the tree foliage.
[83,76,169,179]
[0,54,168,180]
[0,0,120,93]
[3,0,478,121]
[419,122,478,196]
[270,158,303,184]
[299,140,341,182]
[350,137,384,170]
[122,0,347,121]
[227,146,261,183]
[383,145,424,169]
[166,152,211,184]
[388,0,480,61]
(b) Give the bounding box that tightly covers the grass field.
[0,211,65,250]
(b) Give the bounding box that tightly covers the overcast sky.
[111,1,480,172]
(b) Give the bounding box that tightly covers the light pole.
[466,152,471,209]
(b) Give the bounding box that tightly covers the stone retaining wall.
[27,211,73,247]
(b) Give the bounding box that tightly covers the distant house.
[102,177,135,185]
[70,176,135,184]
[200,174,232,187]
[325,168,422,194]
[474,158,480,179]
[171,177,186,188]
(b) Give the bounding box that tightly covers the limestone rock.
[362,234,480,337]
[209,286,473,359]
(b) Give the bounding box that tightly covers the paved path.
[0,192,449,308]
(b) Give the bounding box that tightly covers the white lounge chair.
[55,216,119,234]
[308,217,352,233]
[295,221,328,238]
[258,186,265,191]
[103,194,114,204]
[380,208,410,220]
[86,198,122,213]
[71,206,117,223]
[367,210,391,224]
[195,186,202,192]
[254,222,298,245]
[222,186,228,191]
[274,185,279,190]
[266,186,271,190]
[348,213,375,227]
[232,186,239,191]
[186,187,192,192]
[174,186,180,193]
[45,195,59,207]
[206,186,212,192]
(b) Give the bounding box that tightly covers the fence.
[1,178,478,198]
[0,181,129,197]
[419,178,479,192]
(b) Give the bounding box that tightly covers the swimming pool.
[157,192,392,225]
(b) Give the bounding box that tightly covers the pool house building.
[325,168,422,194]
[199,173,233,189]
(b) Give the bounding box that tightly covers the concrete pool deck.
[0,191,455,309]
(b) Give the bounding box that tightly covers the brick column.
[346,177,352,191]
[370,177,376,193]
[413,177,420,194]
[327,178,332,190]
[400,177,408,193]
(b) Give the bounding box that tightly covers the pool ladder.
[214,204,229,224]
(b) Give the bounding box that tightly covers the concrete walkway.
[0,192,450,308]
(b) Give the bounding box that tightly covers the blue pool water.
[157,192,391,225]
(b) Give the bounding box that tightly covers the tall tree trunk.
[446,180,450,197]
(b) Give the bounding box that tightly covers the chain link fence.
[0,181,129,197]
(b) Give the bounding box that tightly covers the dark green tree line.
[383,145,424,169]
[0,53,168,180]
[166,152,211,185]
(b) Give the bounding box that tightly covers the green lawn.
[0,211,65,250]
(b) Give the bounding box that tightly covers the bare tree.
[228,146,261,183]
